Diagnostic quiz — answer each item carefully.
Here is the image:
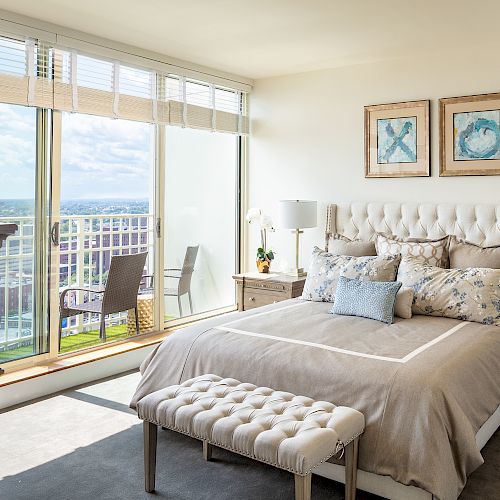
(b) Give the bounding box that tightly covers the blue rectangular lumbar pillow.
[331,276,402,324]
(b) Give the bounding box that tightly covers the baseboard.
[0,344,155,410]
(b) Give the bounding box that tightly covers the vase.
[256,258,271,273]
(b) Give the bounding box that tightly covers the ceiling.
[1,0,499,80]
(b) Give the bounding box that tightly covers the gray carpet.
[0,371,498,500]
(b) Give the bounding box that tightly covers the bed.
[131,202,500,500]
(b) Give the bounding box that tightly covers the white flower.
[246,208,274,231]
[260,214,275,231]
[246,208,262,224]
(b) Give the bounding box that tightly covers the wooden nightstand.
[233,273,306,312]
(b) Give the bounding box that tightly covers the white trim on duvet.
[215,321,468,364]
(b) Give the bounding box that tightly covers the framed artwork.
[364,100,430,178]
[440,92,500,176]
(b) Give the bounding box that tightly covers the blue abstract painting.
[377,117,417,164]
[454,110,500,161]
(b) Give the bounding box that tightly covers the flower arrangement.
[246,208,275,272]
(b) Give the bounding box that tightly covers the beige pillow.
[376,233,449,268]
[397,256,500,326]
[449,236,500,269]
[394,287,413,319]
[329,234,377,257]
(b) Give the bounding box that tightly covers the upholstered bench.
[136,374,365,500]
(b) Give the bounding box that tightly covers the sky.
[0,102,153,200]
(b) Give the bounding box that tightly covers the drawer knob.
[249,297,255,301]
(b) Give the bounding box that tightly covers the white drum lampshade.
[279,200,317,276]
[279,200,317,229]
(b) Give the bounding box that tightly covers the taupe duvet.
[130,299,500,500]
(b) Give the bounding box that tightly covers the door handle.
[50,221,60,246]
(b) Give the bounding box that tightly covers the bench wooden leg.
[144,421,157,493]
[202,440,212,461]
[294,473,311,500]
[344,436,359,500]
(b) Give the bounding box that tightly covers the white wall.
[247,50,500,272]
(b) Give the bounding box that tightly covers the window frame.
[0,90,246,373]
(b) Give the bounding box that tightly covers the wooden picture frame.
[440,92,500,176]
[364,100,430,178]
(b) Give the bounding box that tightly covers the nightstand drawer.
[243,288,286,310]
[244,280,287,292]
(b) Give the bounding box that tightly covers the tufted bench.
[136,374,365,499]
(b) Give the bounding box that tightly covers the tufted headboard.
[325,202,500,250]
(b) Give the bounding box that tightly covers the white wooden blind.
[0,34,248,134]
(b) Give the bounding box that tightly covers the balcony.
[0,213,154,363]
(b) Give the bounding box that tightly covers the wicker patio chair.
[59,252,148,346]
[164,245,199,317]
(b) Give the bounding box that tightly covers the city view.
[0,198,153,361]
[0,198,149,217]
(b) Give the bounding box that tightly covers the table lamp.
[279,200,317,276]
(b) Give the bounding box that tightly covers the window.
[58,113,155,353]
[0,103,46,363]
[0,32,247,370]
[163,127,238,322]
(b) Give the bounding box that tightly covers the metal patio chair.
[59,252,148,346]
[164,245,199,317]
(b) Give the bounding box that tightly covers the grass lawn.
[0,344,35,363]
[1,314,178,363]
[59,324,129,353]
[0,324,129,362]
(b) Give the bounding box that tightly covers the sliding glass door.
[163,126,239,324]
[0,103,50,363]
[0,33,246,370]
[56,112,156,353]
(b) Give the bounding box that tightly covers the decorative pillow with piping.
[331,276,402,324]
[376,233,449,268]
[329,234,377,257]
[449,236,500,269]
[397,256,500,326]
[301,246,401,302]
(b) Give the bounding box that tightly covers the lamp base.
[287,268,307,278]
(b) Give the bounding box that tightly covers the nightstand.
[233,273,306,312]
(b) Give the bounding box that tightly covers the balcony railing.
[0,213,154,358]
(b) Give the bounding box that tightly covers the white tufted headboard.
[325,202,500,249]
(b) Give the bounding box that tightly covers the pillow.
[449,236,500,269]
[397,256,500,326]
[302,246,401,302]
[395,287,414,319]
[331,276,402,324]
[329,234,377,257]
[375,234,449,268]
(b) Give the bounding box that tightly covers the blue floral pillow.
[397,256,500,326]
[331,276,402,324]
[302,247,401,302]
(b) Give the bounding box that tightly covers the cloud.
[60,112,153,199]
[0,104,36,199]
